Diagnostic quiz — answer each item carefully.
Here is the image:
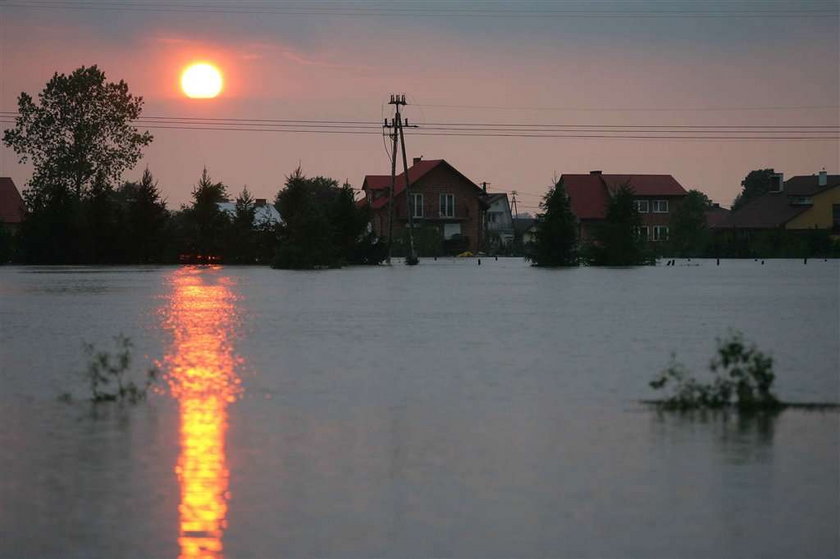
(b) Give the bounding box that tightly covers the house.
[561,171,688,242]
[217,198,282,227]
[720,171,840,232]
[513,216,537,245]
[360,158,487,253]
[484,192,514,248]
[0,177,25,233]
[704,203,731,229]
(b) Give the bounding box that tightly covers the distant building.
[720,171,840,232]
[484,192,514,248]
[0,177,25,233]
[704,203,731,229]
[360,158,487,253]
[217,198,282,227]
[561,171,689,242]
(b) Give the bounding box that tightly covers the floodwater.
[0,259,837,558]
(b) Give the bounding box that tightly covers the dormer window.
[769,174,784,192]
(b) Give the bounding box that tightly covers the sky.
[1,0,838,213]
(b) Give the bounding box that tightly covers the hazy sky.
[1,0,838,212]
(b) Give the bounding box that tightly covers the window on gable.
[440,193,455,217]
[409,193,423,218]
[652,200,669,213]
[634,200,649,213]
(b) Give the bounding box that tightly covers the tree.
[529,178,578,266]
[3,65,152,201]
[588,183,653,266]
[0,222,12,263]
[2,65,152,263]
[227,186,258,264]
[183,168,229,258]
[120,168,168,263]
[273,168,335,269]
[272,168,384,269]
[669,189,712,257]
[732,169,775,211]
[81,172,123,263]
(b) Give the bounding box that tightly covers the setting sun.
[181,63,223,99]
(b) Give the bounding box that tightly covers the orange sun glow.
[181,63,224,99]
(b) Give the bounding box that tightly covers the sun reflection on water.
[163,267,241,559]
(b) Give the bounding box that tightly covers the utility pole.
[384,115,398,265]
[481,181,490,254]
[511,190,519,218]
[384,94,418,265]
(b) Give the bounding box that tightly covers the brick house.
[561,171,688,243]
[360,158,487,253]
[0,177,25,234]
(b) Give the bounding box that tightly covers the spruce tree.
[589,183,653,266]
[530,178,578,266]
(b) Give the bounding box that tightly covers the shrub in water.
[82,334,158,403]
[650,331,779,411]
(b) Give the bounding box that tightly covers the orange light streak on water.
[163,267,241,559]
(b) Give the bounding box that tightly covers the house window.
[440,193,455,217]
[833,204,840,231]
[652,200,669,213]
[409,193,423,218]
[653,226,669,241]
[634,226,649,241]
[634,200,649,213]
[487,211,499,224]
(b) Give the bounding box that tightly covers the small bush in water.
[650,330,780,411]
[81,334,158,403]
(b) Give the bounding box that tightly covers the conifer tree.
[589,183,653,266]
[530,178,578,266]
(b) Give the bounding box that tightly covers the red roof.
[362,159,474,210]
[561,172,688,220]
[0,177,25,225]
[563,174,611,220]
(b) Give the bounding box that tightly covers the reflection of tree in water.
[652,409,780,462]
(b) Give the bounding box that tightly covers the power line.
[2,113,837,140]
[415,103,840,112]
[4,1,836,18]
[4,110,837,128]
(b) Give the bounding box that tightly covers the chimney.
[255,198,267,207]
[590,170,602,175]
[481,181,488,193]
[818,169,827,186]
[413,156,423,166]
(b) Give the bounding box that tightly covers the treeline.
[0,166,385,268]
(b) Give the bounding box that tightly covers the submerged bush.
[81,334,158,403]
[650,331,780,411]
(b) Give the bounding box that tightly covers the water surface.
[0,259,837,557]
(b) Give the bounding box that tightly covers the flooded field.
[0,259,838,558]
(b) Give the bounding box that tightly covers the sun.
[181,63,223,99]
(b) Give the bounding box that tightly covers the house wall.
[636,195,684,241]
[486,198,513,232]
[577,196,684,243]
[785,187,840,230]
[384,165,484,252]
